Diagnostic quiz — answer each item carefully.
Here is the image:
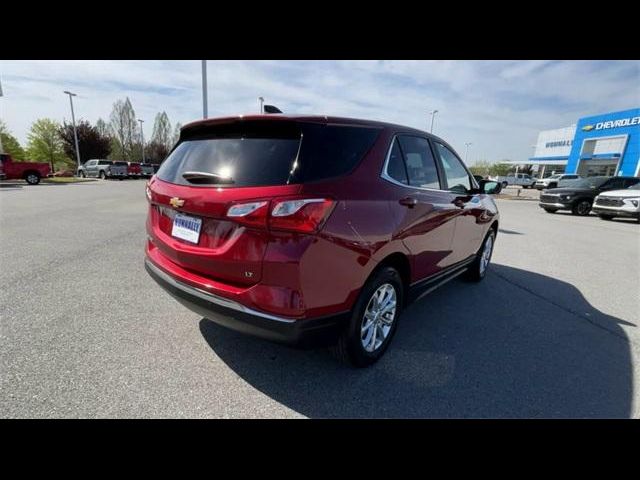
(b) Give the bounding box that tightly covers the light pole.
[63,91,81,174]
[0,76,4,153]
[138,119,145,163]
[258,96,264,114]
[429,109,438,133]
[201,60,208,119]
[464,142,472,163]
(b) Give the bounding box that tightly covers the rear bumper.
[145,258,347,347]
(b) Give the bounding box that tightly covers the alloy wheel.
[361,283,397,353]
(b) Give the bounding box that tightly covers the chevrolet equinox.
[145,115,501,367]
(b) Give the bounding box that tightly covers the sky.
[1,60,638,164]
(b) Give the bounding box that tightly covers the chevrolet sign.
[582,116,640,132]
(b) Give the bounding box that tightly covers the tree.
[151,112,173,151]
[95,118,110,137]
[109,97,138,161]
[172,122,182,145]
[26,118,71,172]
[58,120,111,164]
[144,140,170,164]
[0,120,26,160]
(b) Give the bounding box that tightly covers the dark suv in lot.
[539,176,640,216]
[144,115,501,366]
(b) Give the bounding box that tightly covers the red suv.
[145,115,501,366]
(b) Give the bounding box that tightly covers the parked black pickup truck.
[539,176,640,216]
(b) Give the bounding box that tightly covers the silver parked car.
[78,159,128,180]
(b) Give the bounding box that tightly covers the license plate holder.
[171,213,202,244]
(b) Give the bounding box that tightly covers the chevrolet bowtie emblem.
[170,197,185,208]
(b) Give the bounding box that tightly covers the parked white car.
[534,173,580,190]
[592,182,640,222]
[489,173,536,189]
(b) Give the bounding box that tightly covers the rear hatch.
[147,118,380,287]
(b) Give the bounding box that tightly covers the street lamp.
[63,91,81,174]
[258,96,264,114]
[138,119,145,163]
[429,109,438,133]
[464,142,472,163]
[201,60,208,119]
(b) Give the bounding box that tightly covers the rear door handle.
[399,197,418,208]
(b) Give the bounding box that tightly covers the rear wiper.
[182,171,235,185]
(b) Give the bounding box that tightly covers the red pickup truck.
[0,153,51,185]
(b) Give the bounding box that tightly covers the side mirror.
[479,180,501,194]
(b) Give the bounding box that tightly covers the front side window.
[397,136,440,189]
[434,142,471,193]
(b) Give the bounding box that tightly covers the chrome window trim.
[145,259,296,324]
[380,135,451,194]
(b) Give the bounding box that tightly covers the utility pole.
[201,60,208,119]
[258,97,264,114]
[138,119,145,162]
[429,109,438,133]
[63,91,81,174]
[464,142,472,163]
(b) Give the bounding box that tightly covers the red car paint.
[145,114,499,351]
[0,153,51,184]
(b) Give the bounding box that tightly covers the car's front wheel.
[330,266,403,367]
[25,172,41,185]
[466,228,495,282]
[79,170,86,178]
[572,199,592,216]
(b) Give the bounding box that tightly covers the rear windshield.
[155,122,381,187]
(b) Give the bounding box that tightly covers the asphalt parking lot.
[1,180,639,418]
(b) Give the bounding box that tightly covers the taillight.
[269,198,335,233]
[226,198,335,233]
[226,201,268,228]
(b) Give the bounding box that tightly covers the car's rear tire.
[330,266,403,368]
[465,228,496,282]
[598,214,614,221]
[99,171,106,180]
[544,208,557,213]
[502,181,508,188]
[572,200,592,216]
[25,172,41,185]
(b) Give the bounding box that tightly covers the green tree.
[151,112,173,151]
[95,118,110,138]
[109,97,138,161]
[172,122,182,145]
[58,120,111,163]
[0,120,26,160]
[26,118,71,171]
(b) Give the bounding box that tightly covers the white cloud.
[0,60,638,164]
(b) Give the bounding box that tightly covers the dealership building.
[529,108,640,178]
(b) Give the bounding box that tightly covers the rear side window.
[99,160,111,165]
[386,140,408,185]
[156,122,380,187]
[397,136,440,189]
